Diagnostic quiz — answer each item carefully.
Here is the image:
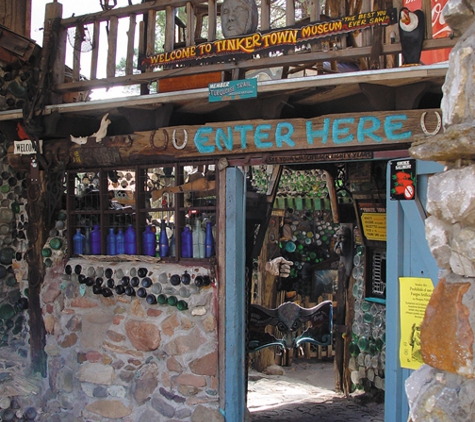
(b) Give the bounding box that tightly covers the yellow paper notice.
[399,277,434,370]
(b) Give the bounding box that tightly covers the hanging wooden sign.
[67,109,441,167]
[139,8,397,70]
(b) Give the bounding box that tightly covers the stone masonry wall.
[407,0,475,420]
[39,256,221,422]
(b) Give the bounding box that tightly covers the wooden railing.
[43,1,457,99]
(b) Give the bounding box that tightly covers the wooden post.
[106,16,118,78]
[186,2,195,47]
[261,0,270,31]
[126,14,136,76]
[164,6,175,52]
[44,1,66,105]
[208,0,217,42]
[90,20,100,80]
[26,157,47,376]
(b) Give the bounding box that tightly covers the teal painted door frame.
[224,167,247,421]
[385,160,444,422]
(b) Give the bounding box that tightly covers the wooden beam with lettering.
[8,109,441,171]
[67,108,441,168]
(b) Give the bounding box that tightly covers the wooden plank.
[90,20,100,80]
[309,0,320,22]
[286,0,295,27]
[261,0,270,31]
[72,26,82,81]
[53,37,456,93]
[207,0,217,41]
[186,2,194,47]
[165,6,175,52]
[126,14,137,76]
[107,16,118,78]
[147,9,157,56]
[66,109,440,168]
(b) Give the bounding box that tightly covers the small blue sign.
[208,79,257,102]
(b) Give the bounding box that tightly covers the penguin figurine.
[399,7,425,66]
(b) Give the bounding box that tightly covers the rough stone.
[125,320,161,351]
[151,396,176,418]
[443,0,475,36]
[133,362,159,405]
[71,296,98,309]
[450,224,475,276]
[130,299,146,318]
[81,309,115,350]
[191,404,225,422]
[164,327,206,356]
[107,385,126,398]
[427,165,475,225]
[61,367,74,393]
[92,386,108,398]
[66,314,81,331]
[167,356,184,373]
[203,315,216,332]
[441,27,475,128]
[42,281,61,303]
[85,399,132,418]
[176,373,206,388]
[77,363,115,385]
[176,407,192,419]
[190,351,217,376]
[106,330,126,343]
[44,314,56,334]
[425,215,452,269]
[162,314,180,336]
[58,333,78,348]
[147,308,163,317]
[421,276,474,376]
[85,351,103,363]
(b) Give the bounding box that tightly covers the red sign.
[403,0,451,64]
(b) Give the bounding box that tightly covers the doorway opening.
[245,159,389,419]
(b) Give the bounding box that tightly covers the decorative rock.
[125,320,161,351]
[167,356,183,373]
[162,313,179,336]
[427,165,475,226]
[410,124,475,162]
[164,327,206,355]
[190,351,218,376]
[421,275,474,376]
[77,363,115,385]
[176,373,206,388]
[85,399,132,419]
[450,224,475,276]
[151,396,176,418]
[425,215,452,269]
[133,363,159,405]
[191,306,207,316]
[191,404,225,422]
[81,309,115,349]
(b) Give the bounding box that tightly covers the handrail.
[44,1,456,99]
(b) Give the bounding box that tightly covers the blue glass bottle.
[142,225,156,256]
[181,226,192,258]
[159,220,169,257]
[125,225,137,255]
[73,228,85,255]
[116,228,125,254]
[205,221,215,258]
[107,228,117,255]
[91,224,101,255]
